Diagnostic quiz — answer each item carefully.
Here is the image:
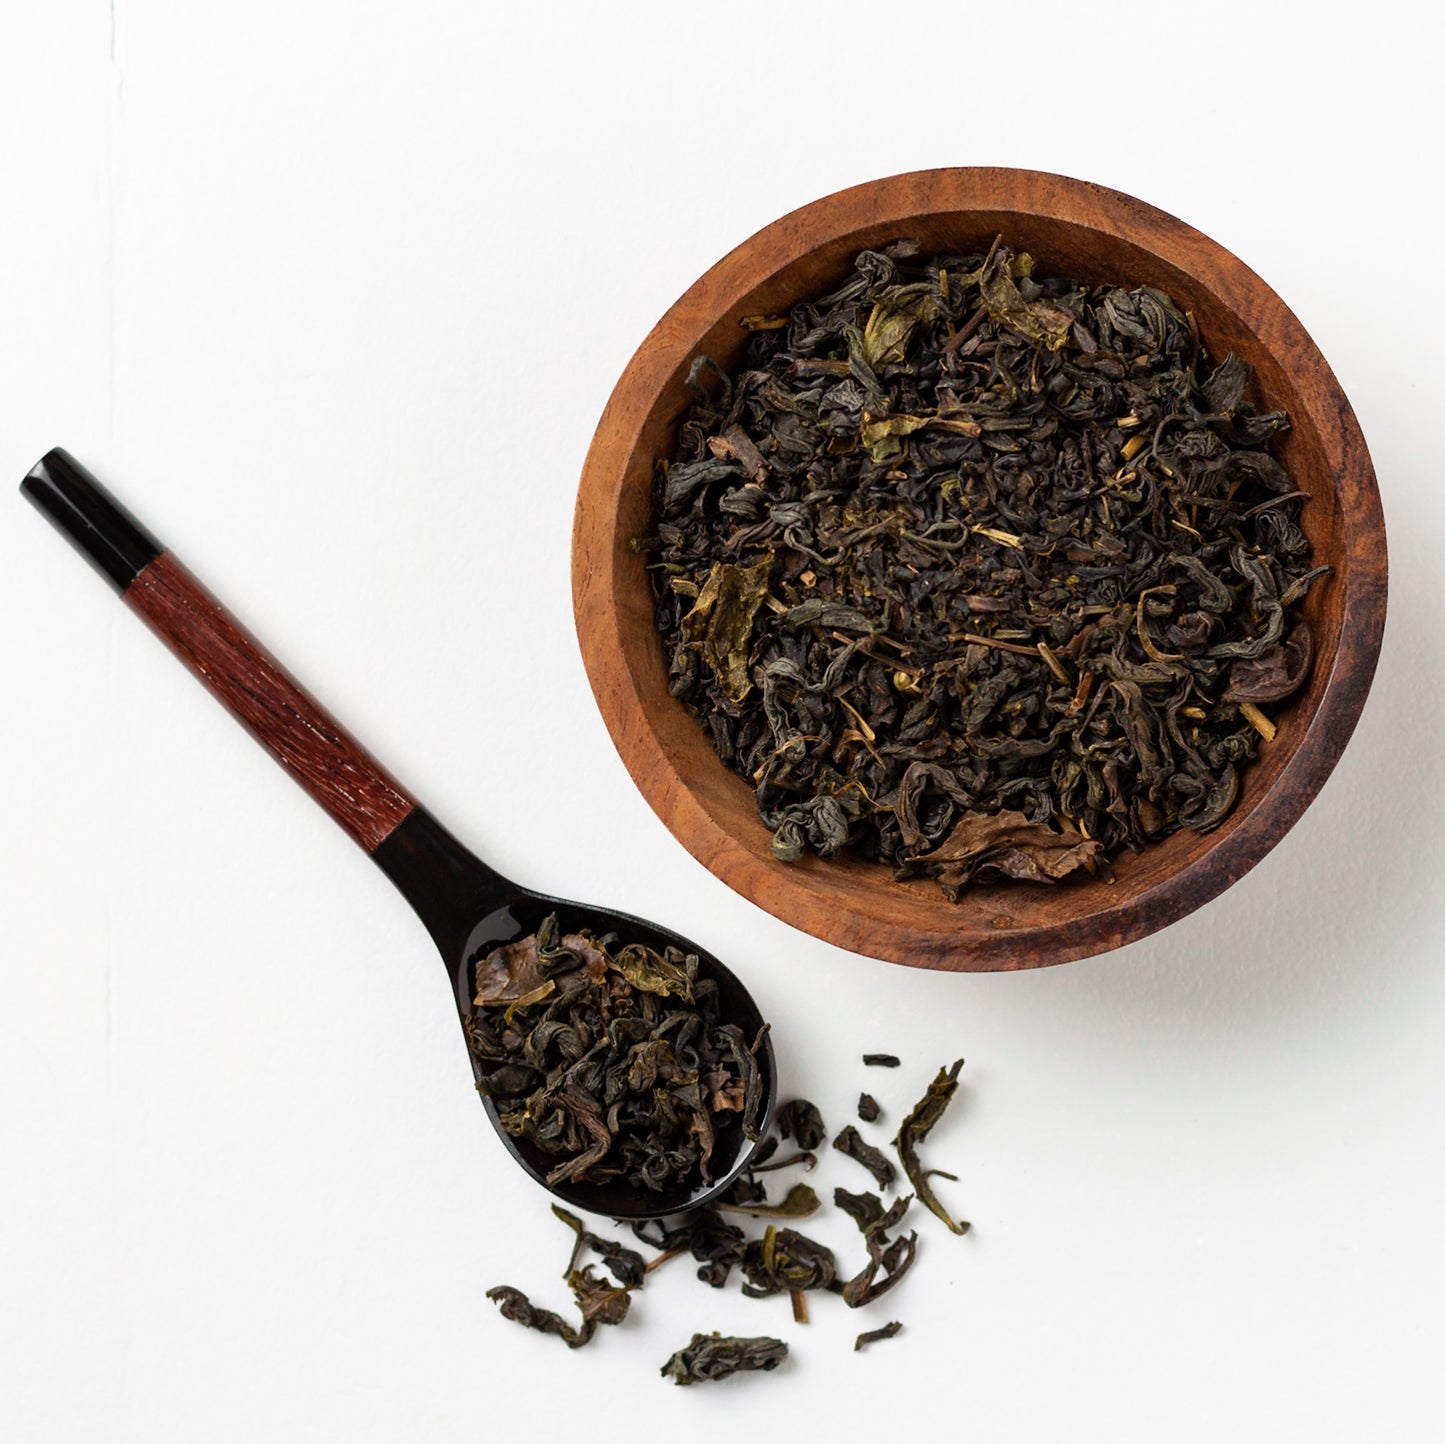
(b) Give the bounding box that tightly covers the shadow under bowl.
[572,167,1387,972]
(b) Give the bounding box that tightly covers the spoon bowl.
[23,447,775,1220]
[459,893,774,1216]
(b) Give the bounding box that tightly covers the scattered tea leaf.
[551,1205,647,1288]
[775,1098,827,1150]
[833,1125,896,1190]
[486,1263,632,1352]
[834,1188,919,1307]
[661,1333,788,1385]
[486,1285,594,1349]
[718,1182,821,1219]
[858,1093,881,1123]
[855,1321,903,1351]
[863,1054,900,1068]
[895,1060,969,1235]
[741,1224,838,1300]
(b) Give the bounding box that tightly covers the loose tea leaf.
[774,1098,827,1150]
[648,241,1326,895]
[552,1205,647,1288]
[486,1286,593,1349]
[681,557,773,706]
[833,1125,896,1190]
[661,1333,788,1385]
[466,914,767,1193]
[834,1188,918,1308]
[634,1206,748,1288]
[857,1093,881,1123]
[489,1057,976,1375]
[718,1182,823,1219]
[741,1224,839,1300]
[855,1321,903,1351]
[895,1060,969,1235]
[486,1264,631,1350]
[863,1054,901,1068]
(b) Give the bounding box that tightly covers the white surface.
[0,3,1440,1439]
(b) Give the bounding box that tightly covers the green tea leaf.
[661,1333,788,1385]
[973,249,1074,350]
[718,1182,821,1219]
[612,943,695,1001]
[894,1060,969,1236]
[860,282,945,368]
[682,556,772,705]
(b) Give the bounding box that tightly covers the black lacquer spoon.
[21,448,775,1218]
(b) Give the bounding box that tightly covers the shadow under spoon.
[21,447,775,1219]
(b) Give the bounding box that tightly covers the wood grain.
[125,551,416,852]
[571,167,1388,972]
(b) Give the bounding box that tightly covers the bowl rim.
[572,166,1387,971]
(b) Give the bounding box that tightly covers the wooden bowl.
[571,168,1386,972]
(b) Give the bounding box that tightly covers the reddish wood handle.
[125,551,417,852]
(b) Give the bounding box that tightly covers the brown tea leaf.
[567,1266,632,1328]
[917,808,1101,885]
[855,1321,903,1351]
[1224,620,1313,703]
[474,935,547,1006]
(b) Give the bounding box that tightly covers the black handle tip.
[21,448,163,591]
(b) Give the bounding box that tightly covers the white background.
[1,3,1440,1439]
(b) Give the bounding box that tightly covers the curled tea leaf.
[775,1098,827,1150]
[973,247,1074,350]
[855,1321,903,1351]
[1224,620,1314,703]
[861,283,946,367]
[741,1224,838,1298]
[895,1060,969,1236]
[633,1206,748,1288]
[487,1265,631,1351]
[551,1205,647,1289]
[486,1285,594,1349]
[661,1333,788,1385]
[567,1266,631,1329]
[833,1125,896,1190]
[834,1188,918,1308]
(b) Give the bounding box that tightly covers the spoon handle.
[22,447,418,850]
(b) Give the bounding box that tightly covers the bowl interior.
[578,175,1376,969]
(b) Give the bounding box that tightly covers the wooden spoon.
[21,447,775,1219]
